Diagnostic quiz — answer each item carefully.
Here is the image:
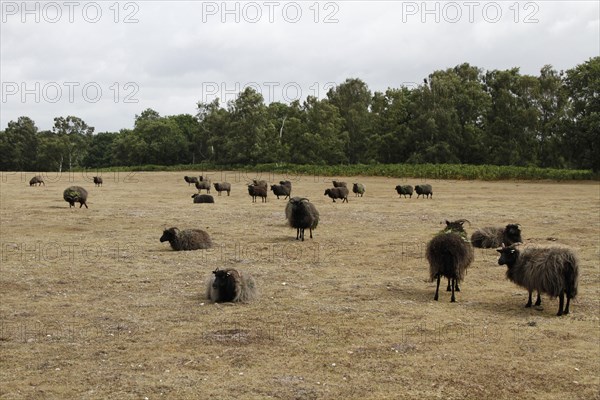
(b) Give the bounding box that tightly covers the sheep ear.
[445,220,450,225]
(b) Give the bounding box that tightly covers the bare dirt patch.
[1,171,599,399]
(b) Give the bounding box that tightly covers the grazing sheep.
[159,227,212,251]
[426,219,474,302]
[471,224,522,248]
[184,176,199,185]
[352,183,366,197]
[206,268,257,303]
[195,180,211,193]
[252,179,268,190]
[415,184,433,199]
[29,176,44,186]
[213,182,231,196]
[395,185,413,198]
[285,197,319,241]
[324,187,349,203]
[497,243,579,316]
[93,176,103,187]
[192,194,215,203]
[63,186,88,208]
[270,184,291,200]
[248,184,268,203]
[332,180,347,188]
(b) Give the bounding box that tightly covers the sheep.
[270,184,291,200]
[93,176,103,187]
[206,268,257,303]
[415,184,433,199]
[159,227,212,251]
[195,180,211,193]
[213,182,231,196]
[471,224,522,248]
[426,219,474,302]
[248,184,268,203]
[29,176,44,186]
[324,187,349,203]
[395,185,413,198]
[192,194,215,203]
[184,176,199,185]
[332,180,347,188]
[497,243,579,316]
[352,183,366,197]
[63,186,88,208]
[285,197,319,241]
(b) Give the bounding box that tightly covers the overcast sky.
[1,0,598,132]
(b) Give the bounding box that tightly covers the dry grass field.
[1,171,599,399]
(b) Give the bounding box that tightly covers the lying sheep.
[352,183,366,197]
[195,180,211,193]
[324,187,349,203]
[285,197,319,241]
[63,186,88,208]
[192,194,215,203]
[206,268,257,303]
[395,185,413,198]
[184,176,199,185]
[426,219,474,302]
[248,184,267,203]
[332,180,347,188]
[93,176,103,187]
[270,184,291,200]
[213,182,231,196]
[497,243,579,316]
[29,176,45,186]
[159,227,212,251]
[471,224,522,248]
[415,184,433,199]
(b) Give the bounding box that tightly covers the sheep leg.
[557,293,565,316]
[309,228,313,239]
[564,291,571,315]
[300,228,305,241]
[450,279,456,302]
[534,291,541,306]
[446,279,452,292]
[455,281,460,292]
[525,290,533,307]
[434,274,440,301]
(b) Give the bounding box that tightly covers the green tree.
[0,116,38,170]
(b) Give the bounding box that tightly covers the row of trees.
[1,57,598,172]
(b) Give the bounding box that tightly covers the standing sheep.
[471,224,522,248]
[285,197,319,241]
[270,184,291,200]
[426,219,474,302]
[324,187,349,203]
[352,183,366,197]
[195,180,211,193]
[184,176,199,185]
[248,184,268,203]
[497,243,579,316]
[63,186,88,208]
[206,268,257,303]
[395,185,413,198]
[93,176,103,187]
[192,194,215,203]
[332,180,347,188]
[415,184,433,199]
[159,227,212,251]
[29,176,45,186]
[213,182,231,196]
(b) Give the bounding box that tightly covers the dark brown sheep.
[324,187,349,203]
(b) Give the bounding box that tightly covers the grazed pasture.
[1,171,599,399]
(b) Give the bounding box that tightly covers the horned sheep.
[206,268,257,303]
[248,184,268,203]
[497,243,579,316]
[426,219,474,302]
[285,197,319,241]
[270,184,291,200]
[324,187,349,203]
[63,186,88,208]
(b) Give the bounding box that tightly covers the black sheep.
[285,197,319,241]
[206,268,257,303]
[63,186,88,208]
